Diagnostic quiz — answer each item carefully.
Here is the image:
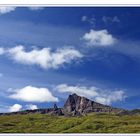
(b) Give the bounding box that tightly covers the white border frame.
[0,1,139,139]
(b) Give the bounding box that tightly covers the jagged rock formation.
[50,104,63,116]
[0,93,124,116]
[0,107,63,116]
[63,93,123,116]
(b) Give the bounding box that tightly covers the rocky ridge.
[63,93,124,116]
[0,93,125,116]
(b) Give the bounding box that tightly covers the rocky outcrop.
[0,105,64,116]
[0,108,62,116]
[49,104,63,116]
[63,93,124,116]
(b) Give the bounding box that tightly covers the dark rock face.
[63,93,124,116]
[50,104,63,116]
[50,108,63,116]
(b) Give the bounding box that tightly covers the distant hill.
[0,93,124,116]
[119,109,140,116]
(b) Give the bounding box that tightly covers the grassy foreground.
[0,113,140,133]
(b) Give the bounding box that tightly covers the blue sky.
[0,7,140,112]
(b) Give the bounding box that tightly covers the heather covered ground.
[0,113,140,133]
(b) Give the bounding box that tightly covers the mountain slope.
[0,113,140,133]
[63,93,124,116]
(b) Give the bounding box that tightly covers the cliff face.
[63,93,123,116]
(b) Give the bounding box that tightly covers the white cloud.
[102,16,120,24]
[0,48,5,55]
[83,29,116,47]
[26,104,38,110]
[1,104,38,113]
[0,7,16,14]
[81,15,96,27]
[95,90,125,105]
[9,86,58,103]
[9,104,22,112]
[0,7,44,15]
[28,7,44,10]
[56,84,98,97]
[56,84,126,105]
[5,45,83,70]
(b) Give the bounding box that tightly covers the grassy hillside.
[0,113,140,133]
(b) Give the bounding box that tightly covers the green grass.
[0,113,140,133]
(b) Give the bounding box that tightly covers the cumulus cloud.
[2,45,83,70]
[83,29,116,47]
[56,84,126,105]
[56,84,98,97]
[95,90,125,105]
[0,48,5,55]
[9,104,22,112]
[9,86,58,103]
[0,7,16,14]
[26,104,38,110]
